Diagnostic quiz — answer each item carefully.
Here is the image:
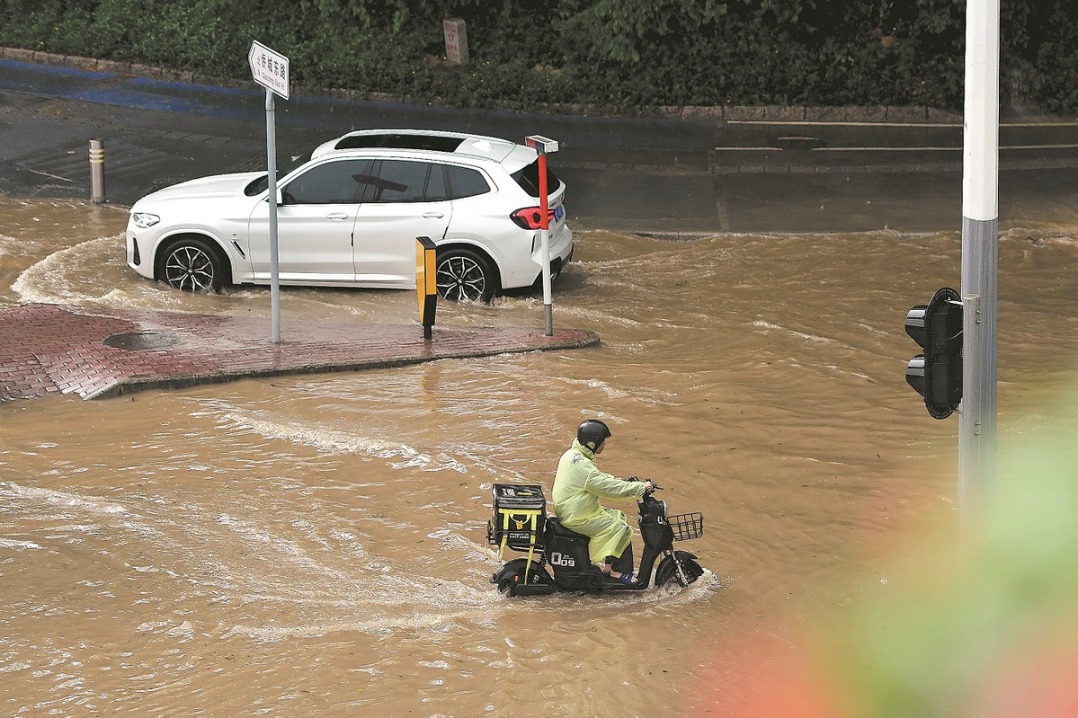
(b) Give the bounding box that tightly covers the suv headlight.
[131,212,160,229]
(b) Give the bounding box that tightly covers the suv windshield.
[244,152,313,196]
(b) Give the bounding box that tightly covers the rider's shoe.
[604,569,634,584]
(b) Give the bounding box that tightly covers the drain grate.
[104,331,180,350]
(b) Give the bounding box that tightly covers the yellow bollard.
[415,236,437,340]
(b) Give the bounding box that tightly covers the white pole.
[540,225,553,335]
[959,0,999,517]
[266,88,281,344]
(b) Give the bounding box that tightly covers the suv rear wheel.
[436,247,497,303]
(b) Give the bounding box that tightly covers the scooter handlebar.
[629,476,661,494]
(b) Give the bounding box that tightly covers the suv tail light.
[511,206,556,230]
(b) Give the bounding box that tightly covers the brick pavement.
[0,304,599,402]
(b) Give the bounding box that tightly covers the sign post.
[525,135,559,336]
[248,40,290,343]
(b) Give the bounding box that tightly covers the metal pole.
[266,88,281,344]
[89,139,106,204]
[959,0,999,517]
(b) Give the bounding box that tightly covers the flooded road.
[3,195,1078,716]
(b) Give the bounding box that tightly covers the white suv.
[126,129,573,303]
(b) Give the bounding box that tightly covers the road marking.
[26,168,74,183]
[726,119,960,129]
[715,144,1078,152]
[715,196,730,231]
[1000,121,1078,128]
[818,143,1078,152]
[726,119,1078,129]
[815,146,960,152]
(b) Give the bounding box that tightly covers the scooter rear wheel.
[496,559,551,596]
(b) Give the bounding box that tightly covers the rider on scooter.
[552,419,654,584]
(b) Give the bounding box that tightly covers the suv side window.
[350,160,492,203]
[361,160,433,203]
[446,165,490,199]
[425,163,449,201]
[283,159,370,204]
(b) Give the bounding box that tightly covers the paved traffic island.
[0,304,599,401]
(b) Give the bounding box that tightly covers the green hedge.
[2,0,1075,115]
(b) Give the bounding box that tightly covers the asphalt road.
[2,55,1078,234]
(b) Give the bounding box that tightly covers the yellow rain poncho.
[552,439,648,564]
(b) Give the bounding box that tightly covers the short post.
[525,135,559,336]
[416,236,438,340]
[89,139,106,204]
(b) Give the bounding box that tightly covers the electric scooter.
[487,481,705,597]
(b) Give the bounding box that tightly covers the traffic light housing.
[905,287,963,419]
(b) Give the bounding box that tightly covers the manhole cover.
[104,331,180,350]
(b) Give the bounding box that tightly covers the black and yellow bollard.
[415,236,437,340]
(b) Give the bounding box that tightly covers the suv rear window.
[334,134,466,153]
[511,160,562,198]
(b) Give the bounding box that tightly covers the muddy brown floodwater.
[2,195,1078,717]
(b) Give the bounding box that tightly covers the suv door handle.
[422,212,445,219]
[327,212,350,221]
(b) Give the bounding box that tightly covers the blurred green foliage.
[0,0,1073,114]
[825,391,1078,718]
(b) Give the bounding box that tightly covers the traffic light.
[905,287,963,419]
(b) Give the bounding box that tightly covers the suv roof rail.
[334,134,465,153]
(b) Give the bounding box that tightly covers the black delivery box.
[488,484,547,552]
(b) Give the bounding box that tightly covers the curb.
[0,304,601,402]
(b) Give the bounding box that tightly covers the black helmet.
[577,419,611,451]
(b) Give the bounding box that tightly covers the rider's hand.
[643,480,655,493]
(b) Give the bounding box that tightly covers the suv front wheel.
[436,247,497,303]
[157,237,226,293]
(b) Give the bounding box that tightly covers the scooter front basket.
[669,512,703,541]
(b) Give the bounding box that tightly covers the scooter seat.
[546,518,590,541]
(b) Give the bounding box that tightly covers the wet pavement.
[1,50,1077,401]
[4,48,1078,235]
[0,303,598,401]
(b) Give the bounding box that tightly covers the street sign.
[525,135,559,154]
[248,40,290,100]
